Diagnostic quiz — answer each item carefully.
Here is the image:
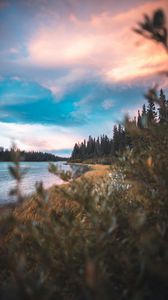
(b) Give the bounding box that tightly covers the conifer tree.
[141,104,148,128]
[147,98,157,125]
[158,89,168,124]
[137,110,142,129]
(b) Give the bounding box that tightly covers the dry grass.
[83,164,110,180]
[9,164,110,223]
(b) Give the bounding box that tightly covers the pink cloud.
[0,122,83,152]
[9,48,19,54]
[24,0,168,86]
[42,68,91,98]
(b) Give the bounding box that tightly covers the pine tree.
[141,104,148,128]
[137,110,142,129]
[158,89,168,124]
[113,125,119,154]
[71,143,80,160]
[147,98,157,125]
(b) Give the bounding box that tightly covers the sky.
[0,0,168,156]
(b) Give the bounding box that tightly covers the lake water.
[0,161,75,205]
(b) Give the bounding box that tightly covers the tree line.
[71,89,168,162]
[71,126,132,161]
[0,148,67,162]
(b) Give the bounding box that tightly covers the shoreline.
[0,164,110,212]
[7,163,110,223]
[65,162,110,182]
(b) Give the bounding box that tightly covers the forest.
[0,148,67,162]
[71,89,168,162]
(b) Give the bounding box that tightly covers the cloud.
[0,121,83,152]
[0,77,87,125]
[27,26,98,67]
[24,0,168,86]
[1,0,168,97]
[9,48,19,54]
[0,0,8,9]
[0,76,151,127]
[102,99,115,110]
[43,68,94,98]
[0,77,52,106]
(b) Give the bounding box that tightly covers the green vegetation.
[0,8,168,300]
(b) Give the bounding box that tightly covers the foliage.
[48,163,72,181]
[48,162,89,181]
[133,8,168,50]
[8,145,28,202]
[136,88,168,129]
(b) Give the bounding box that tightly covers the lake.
[0,161,78,205]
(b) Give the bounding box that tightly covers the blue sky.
[0,0,168,156]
